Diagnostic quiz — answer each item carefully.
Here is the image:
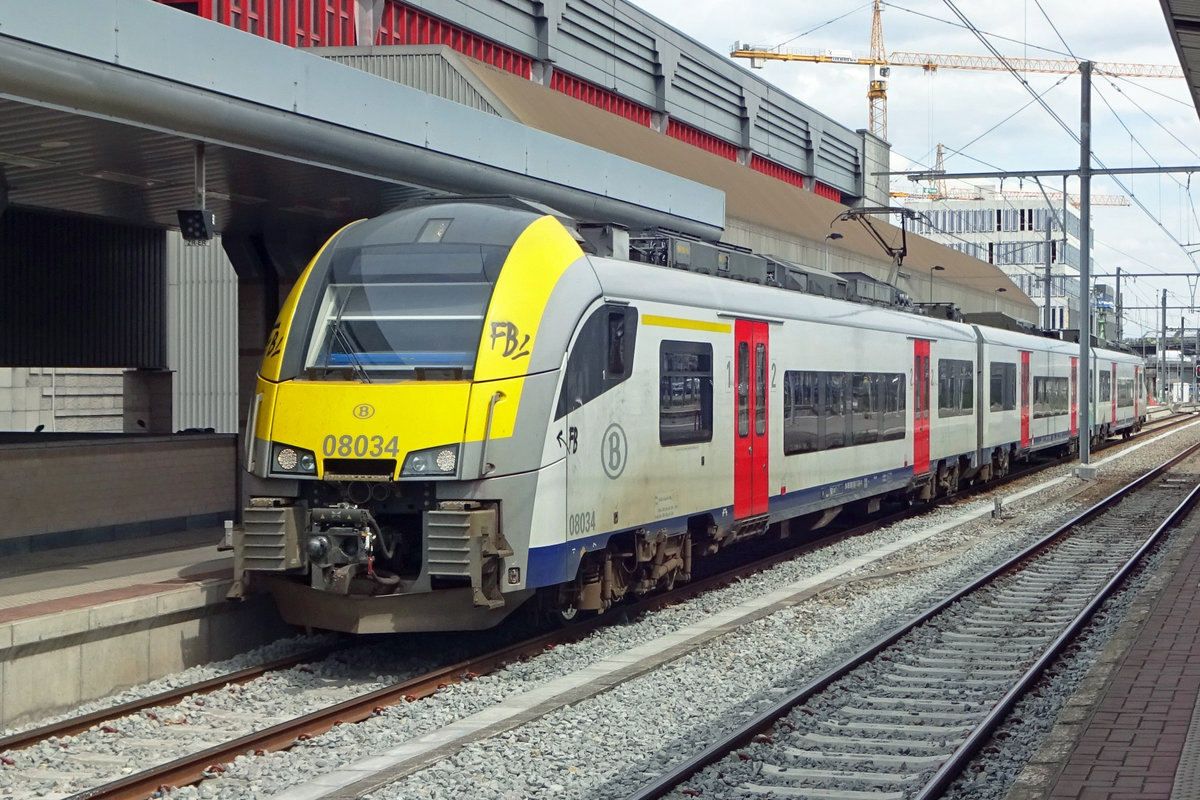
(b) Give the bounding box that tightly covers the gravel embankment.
[5,420,1196,800]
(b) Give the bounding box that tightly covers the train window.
[297,244,508,382]
[913,357,925,419]
[937,359,974,417]
[782,371,819,454]
[607,312,627,376]
[755,343,767,436]
[823,372,848,449]
[784,370,905,454]
[660,341,713,446]
[850,373,879,445]
[990,362,1016,412]
[737,342,750,438]
[304,279,492,381]
[937,360,952,414]
[881,373,906,442]
[1032,376,1070,418]
[1099,369,1112,402]
[922,355,931,417]
[555,305,639,420]
[1117,377,1134,406]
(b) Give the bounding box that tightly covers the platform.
[0,528,294,730]
[1007,504,1200,800]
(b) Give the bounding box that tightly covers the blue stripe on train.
[525,465,914,588]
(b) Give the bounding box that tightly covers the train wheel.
[551,601,581,625]
[535,586,591,628]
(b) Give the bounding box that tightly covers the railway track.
[6,416,1189,800]
[624,438,1200,800]
[0,645,347,754]
[60,630,595,800]
[8,530,879,800]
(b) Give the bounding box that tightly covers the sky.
[631,0,1200,339]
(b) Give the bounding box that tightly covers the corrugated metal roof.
[0,0,725,253]
[1160,0,1200,123]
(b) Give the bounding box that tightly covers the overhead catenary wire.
[921,0,1200,338]
[633,1,1196,334]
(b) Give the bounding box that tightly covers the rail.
[623,437,1200,800]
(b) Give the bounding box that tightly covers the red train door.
[734,319,769,518]
[1070,356,1078,437]
[1020,351,1031,448]
[913,340,930,474]
[1111,363,1117,424]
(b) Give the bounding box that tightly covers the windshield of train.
[302,243,499,382]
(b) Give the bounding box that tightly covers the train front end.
[231,201,586,633]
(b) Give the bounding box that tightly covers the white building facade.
[905,194,1086,332]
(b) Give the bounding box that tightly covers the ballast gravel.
[6,419,1197,800]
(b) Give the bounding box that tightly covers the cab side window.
[555,305,638,419]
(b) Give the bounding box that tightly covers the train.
[229,198,1148,633]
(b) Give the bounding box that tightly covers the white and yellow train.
[231,198,1147,633]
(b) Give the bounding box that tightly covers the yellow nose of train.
[248,200,586,483]
[264,380,470,480]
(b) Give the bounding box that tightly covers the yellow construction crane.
[730,0,1183,141]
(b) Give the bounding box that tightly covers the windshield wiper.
[323,297,371,383]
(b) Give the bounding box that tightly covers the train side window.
[1099,369,1111,402]
[785,370,903,453]
[782,370,819,454]
[881,372,906,441]
[555,304,639,420]
[990,362,1016,412]
[660,341,713,446]
[937,360,952,415]
[1032,375,1069,418]
[938,359,974,417]
[823,372,848,449]
[607,311,626,376]
[1117,377,1134,405]
[850,372,879,445]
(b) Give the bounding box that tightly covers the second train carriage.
[232,199,1147,633]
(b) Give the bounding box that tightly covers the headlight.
[401,444,459,477]
[272,443,318,475]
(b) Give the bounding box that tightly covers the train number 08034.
[568,510,596,536]
[322,434,401,458]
